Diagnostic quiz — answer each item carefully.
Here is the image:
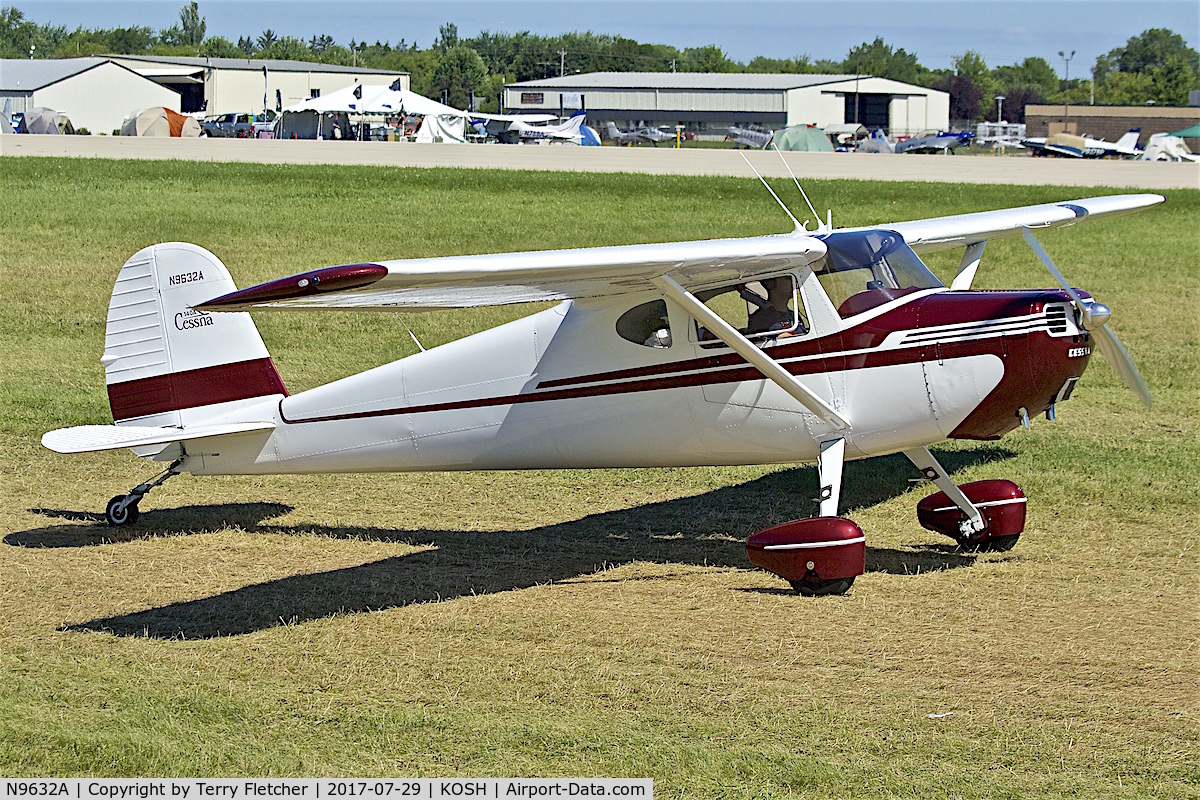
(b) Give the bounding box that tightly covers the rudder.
[102,243,286,426]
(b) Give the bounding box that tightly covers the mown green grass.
[0,157,1197,797]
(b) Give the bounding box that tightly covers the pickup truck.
[201,111,275,138]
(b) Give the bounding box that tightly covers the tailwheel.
[789,576,855,597]
[105,495,140,526]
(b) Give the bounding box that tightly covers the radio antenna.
[738,151,801,230]
[770,144,823,233]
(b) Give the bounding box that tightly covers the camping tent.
[22,107,74,135]
[1140,133,1198,162]
[771,125,834,152]
[415,114,466,143]
[120,107,201,137]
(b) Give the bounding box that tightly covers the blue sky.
[18,1,1200,74]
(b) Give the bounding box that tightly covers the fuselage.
[187,283,1092,477]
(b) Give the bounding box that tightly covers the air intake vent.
[1046,305,1069,335]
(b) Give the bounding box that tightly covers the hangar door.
[844,93,891,130]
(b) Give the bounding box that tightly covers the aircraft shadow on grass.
[11,449,1016,639]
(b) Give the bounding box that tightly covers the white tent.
[282,84,467,118]
[415,114,466,144]
[22,107,74,135]
[1140,133,1198,163]
[119,106,201,137]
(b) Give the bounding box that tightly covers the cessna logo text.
[1068,346,1091,358]
[175,308,213,331]
[169,271,204,286]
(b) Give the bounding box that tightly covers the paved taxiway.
[2,135,1197,189]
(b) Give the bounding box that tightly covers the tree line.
[3,3,1197,120]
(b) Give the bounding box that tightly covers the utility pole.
[995,95,1005,124]
[671,59,676,73]
[1058,50,1075,130]
[559,49,566,77]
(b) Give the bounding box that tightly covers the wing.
[197,233,827,312]
[886,194,1163,254]
[42,422,275,454]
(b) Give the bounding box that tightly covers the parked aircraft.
[491,110,587,144]
[1022,129,1142,158]
[855,129,895,154]
[727,124,774,149]
[894,130,974,154]
[42,180,1160,595]
[605,121,674,146]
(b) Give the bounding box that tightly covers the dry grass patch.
[0,158,1197,797]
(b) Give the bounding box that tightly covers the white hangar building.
[107,55,408,117]
[1,58,181,134]
[504,72,949,137]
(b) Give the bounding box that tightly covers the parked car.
[202,111,275,138]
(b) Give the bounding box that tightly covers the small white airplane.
[1022,128,1142,159]
[727,124,774,149]
[605,121,674,146]
[494,110,587,144]
[41,174,1160,595]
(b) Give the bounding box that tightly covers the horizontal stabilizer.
[41,421,275,454]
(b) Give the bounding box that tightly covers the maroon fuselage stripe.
[279,290,1066,426]
[109,358,288,421]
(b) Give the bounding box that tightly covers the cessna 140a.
[41,184,1161,595]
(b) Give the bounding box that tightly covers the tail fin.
[1115,128,1141,151]
[102,243,286,426]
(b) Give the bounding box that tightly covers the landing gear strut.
[104,458,183,526]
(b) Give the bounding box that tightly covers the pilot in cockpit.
[745,277,804,337]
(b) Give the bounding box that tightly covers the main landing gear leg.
[817,438,846,518]
[902,447,986,543]
[105,458,184,527]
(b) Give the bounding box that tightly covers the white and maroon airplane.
[41,191,1161,595]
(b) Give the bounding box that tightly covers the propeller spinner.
[1021,228,1152,409]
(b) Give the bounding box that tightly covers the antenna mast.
[738,152,801,230]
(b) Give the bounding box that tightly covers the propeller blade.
[1021,228,1151,408]
[1092,323,1153,409]
[1021,228,1089,314]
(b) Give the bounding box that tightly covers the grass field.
[0,157,1197,797]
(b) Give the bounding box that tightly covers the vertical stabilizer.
[102,243,286,426]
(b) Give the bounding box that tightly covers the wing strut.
[950,241,986,290]
[651,274,850,429]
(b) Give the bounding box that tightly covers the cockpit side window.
[816,229,943,319]
[693,275,808,349]
[616,299,672,348]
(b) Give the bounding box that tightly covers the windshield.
[815,229,943,318]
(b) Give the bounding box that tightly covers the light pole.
[1058,50,1075,130]
[995,95,1005,124]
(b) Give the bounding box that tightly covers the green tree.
[256,29,277,51]
[1093,28,1199,106]
[681,44,740,73]
[1096,71,1154,105]
[179,2,204,46]
[262,36,312,61]
[747,55,818,74]
[844,38,923,83]
[437,22,458,53]
[198,35,241,58]
[953,50,996,117]
[431,44,487,109]
[993,56,1059,98]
